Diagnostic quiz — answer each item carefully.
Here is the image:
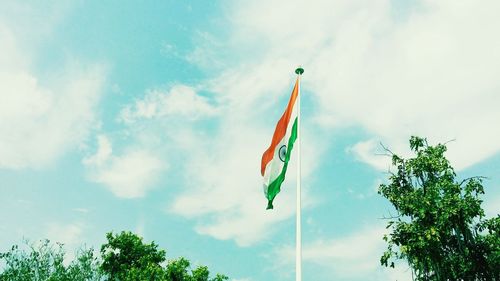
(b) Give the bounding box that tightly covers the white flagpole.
[295,67,304,281]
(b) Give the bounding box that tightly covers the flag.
[261,78,299,209]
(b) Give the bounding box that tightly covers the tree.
[165,258,190,281]
[99,231,229,281]
[100,231,166,280]
[164,258,228,281]
[379,136,499,280]
[0,239,102,281]
[1,232,228,280]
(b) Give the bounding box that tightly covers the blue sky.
[1,1,499,280]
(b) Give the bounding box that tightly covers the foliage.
[100,231,166,280]
[165,258,190,281]
[0,232,228,281]
[379,136,499,280]
[0,239,102,281]
[164,258,228,281]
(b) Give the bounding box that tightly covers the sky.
[0,0,499,280]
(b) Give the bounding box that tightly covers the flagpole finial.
[295,67,304,75]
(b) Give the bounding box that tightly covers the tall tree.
[100,231,166,280]
[1,232,229,280]
[379,136,499,280]
[0,239,101,281]
[99,231,229,281]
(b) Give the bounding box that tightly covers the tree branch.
[379,210,402,220]
[459,176,489,186]
[443,138,456,145]
[379,142,395,156]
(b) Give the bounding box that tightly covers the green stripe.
[266,117,298,210]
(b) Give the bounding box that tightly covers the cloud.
[0,14,105,169]
[46,222,84,248]
[209,0,500,171]
[188,150,318,247]
[84,135,166,198]
[72,208,90,214]
[167,77,324,245]
[347,139,392,171]
[84,83,217,199]
[0,1,73,47]
[169,123,299,246]
[273,225,412,280]
[82,135,112,167]
[77,0,500,250]
[276,226,385,276]
[484,194,500,218]
[119,84,217,123]
[45,222,85,263]
[151,0,500,249]
[107,67,323,245]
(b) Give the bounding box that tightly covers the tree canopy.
[0,240,101,281]
[0,231,228,281]
[379,136,499,280]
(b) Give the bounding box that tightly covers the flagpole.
[295,67,304,281]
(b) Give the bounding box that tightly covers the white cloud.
[484,194,500,218]
[86,0,500,250]
[46,222,84,248]
[84,136,166,198]
[167,91,323,246]
[0,17,105,169]
[132,0,500,250]
[88,83,217,199]
[273,225,412,280]
[347,139,392,171]
[0,1,73,48]
[82,83,217,199]
[45,222,85,263]
[93,150,165,198]
[82,135,112,167]
[72,208,90,214]
[276,226,385,276]
[211,0,500,171]
[102,55,324,246]
[119,84,217,123]
[135,216,146,238]
[170,125,298,246]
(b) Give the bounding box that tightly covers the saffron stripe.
[260,79,299,176]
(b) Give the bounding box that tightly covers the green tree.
[209,274,229,281]
[100,231,166,280]
[190,265,210,281]
[379,136,499,280]
[164,258,228,281]
[165,258,190,281]
[99,231,229,281]
[66,248,103,281]
[0,239,101,281]
[1,232,228,280]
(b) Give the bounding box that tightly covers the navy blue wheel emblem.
[278,145,287,162]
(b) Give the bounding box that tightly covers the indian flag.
[261,77,299,210]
